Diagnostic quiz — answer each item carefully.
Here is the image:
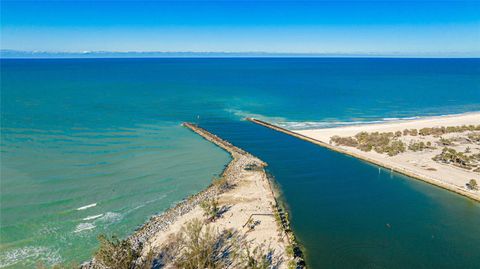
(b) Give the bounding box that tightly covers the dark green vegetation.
[91,219,280,269]
[467,179,478,190]
[468,133,480,143]
[417,125,480,136]
[200,198,220,221]
[161,218,284,269]
[331,131,406,156]
[402,125,480,137]
[93,235,142,269]
[408,141,435,152]
[438,137,454,146]
[242,244,273,269]
[331,125,480,157]
[432,147,480,171]
[403,129,418,136]
[162,218,238,269]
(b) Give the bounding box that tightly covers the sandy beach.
[140,123,301,267]
[83,123,302,268]
[249,112,480,202]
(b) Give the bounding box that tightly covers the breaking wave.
[74,223,96,233]
[76,203,97,211]
[0,246,62,268]
[273,116,425,130]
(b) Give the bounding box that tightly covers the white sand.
[135,124,294,268]
[295,112,480,201]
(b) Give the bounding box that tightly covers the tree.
[159,219,277,269]
[467,179,478,190]
[166,219,238,269]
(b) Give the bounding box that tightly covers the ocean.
[1,58,480,268]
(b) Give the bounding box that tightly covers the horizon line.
[1,49,479,59]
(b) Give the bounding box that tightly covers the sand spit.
[248,114,480,202]
[83,123,303,268]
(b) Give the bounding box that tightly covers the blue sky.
[1,0,479,56]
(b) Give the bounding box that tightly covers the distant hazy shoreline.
[2,49,479,59]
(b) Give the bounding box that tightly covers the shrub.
[385,140,406,156]
[200,198,220,222]
[408,141,435,152]
[468,133,480,143]
[211,176,229,190]
[94,234,139,269]
[330,135,358,147]
[241,244,272,269]
[246,218,255,231]
[285,245,295,257]
[287,260,297,269]
[419,127,443,136]
[467,179,478,190]
[245,163,262,171]
[160,219,276,269]
[438,137,454,146]
[169,219,235,269]
[417,125,480,136]
[432,147,472,169]
[331,131,406,156]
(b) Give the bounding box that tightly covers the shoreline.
[180,123,305,267]
[277,111,480,131]
[247,116,480,202]
[83,122,305,268]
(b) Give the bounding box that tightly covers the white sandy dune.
[294,112,480,201]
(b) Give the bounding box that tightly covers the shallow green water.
[1,123,230,267]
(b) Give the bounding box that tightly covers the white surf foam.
[277,115,426,130]
[382,116,420,121]
[277,120,385,130]
[82,214,103,221]
[76,203,97,210]
[74,222,96,233]
[224,108,287,122]
[97,212,122,224]
[0,246,62,268]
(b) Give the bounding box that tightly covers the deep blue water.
[202,120,480,269]
[3,58,480,130]
[1,58,479,268]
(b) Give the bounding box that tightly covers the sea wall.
[83,122,306,268]
[182,122,306,267]
[247,118,480,202]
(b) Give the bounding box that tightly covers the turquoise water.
[1,58,480,268]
